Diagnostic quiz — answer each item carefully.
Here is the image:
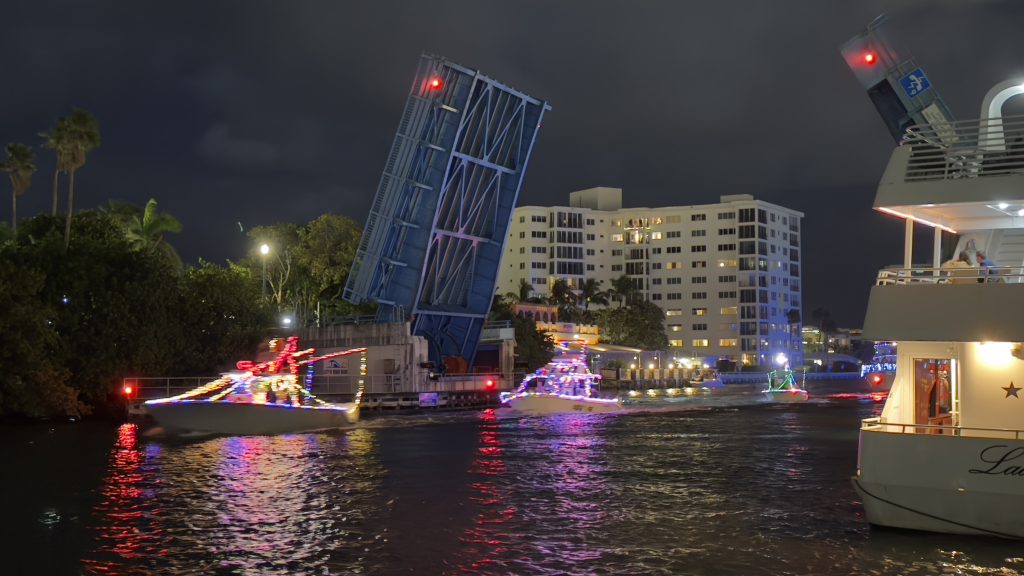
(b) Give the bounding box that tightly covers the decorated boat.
[145,337,367,435]
[501,353,622,415]
[859,340,897,391]
[762,355,809,402]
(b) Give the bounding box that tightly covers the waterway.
[2,389,1022,575]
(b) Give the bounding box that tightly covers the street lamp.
[259,243,270,297]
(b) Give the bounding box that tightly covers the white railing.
[875,266,1024,285]
[862,417,1024,439]
[900,114,1024,183]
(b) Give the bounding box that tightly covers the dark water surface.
[3,394,1023,575]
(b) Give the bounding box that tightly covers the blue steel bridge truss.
[344,54,550,369]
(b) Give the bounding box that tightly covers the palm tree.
[786,308,801,338]
[811,307,830,353]
[547,278,574,306]
[608,274,637,307]
[105,198,183,265]
[517,278,534,303]
[1,143,36,235]
[39,121,71,217]
[580,278,608,310]
[47,109,100,249]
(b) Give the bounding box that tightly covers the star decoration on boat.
[1003,382,1020,398]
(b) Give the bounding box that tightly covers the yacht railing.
[876,266,1024,285]
[901,114,1024,182]
[862,417,1024,439]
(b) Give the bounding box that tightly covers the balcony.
[863,266,1024,342]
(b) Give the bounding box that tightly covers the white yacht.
[852,80,1024,538]
[501,353,622,415]
[145,337,367,436]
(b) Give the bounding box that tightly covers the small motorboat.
[763,366,809,403]
[501,353,622,415]
[145,337,367,435]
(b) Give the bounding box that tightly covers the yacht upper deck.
[876,113,1024,231]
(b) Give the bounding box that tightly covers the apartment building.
[498,187,804,367]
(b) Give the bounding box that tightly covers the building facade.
[498,187,804,367]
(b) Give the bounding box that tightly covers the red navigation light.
[485,379,495,389]
[428,77,442,90]
[863,52,877,65]
[871,374,883,385]
[123,385,134,396]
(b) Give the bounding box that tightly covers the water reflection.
[82,427,387,575]
[60,399,1024,575]
[457,408,516,573]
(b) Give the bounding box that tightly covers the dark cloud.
[196,123,280,169]
[2,0,1023,326]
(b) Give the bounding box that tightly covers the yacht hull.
[506,394,622,415]
[145,400,359,436]
[854,428,1024,538]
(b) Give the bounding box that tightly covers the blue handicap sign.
[900,68,931,98]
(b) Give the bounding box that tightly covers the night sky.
[3,1,1024,326]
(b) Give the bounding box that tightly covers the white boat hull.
[145,400,359,435]
[854,427,1024,538]
[762,389,809,402]
[506,393,622,415]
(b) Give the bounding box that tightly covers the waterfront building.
[498,187,803,367]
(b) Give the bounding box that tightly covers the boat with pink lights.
[501,354,622,415]
[145,337,367,435]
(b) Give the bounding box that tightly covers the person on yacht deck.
[941,251,975,284]
[975,250,997,282]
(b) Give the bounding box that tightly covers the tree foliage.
[246,214,368,324]
[0,212,270,418]
[595,299,668,351]
[105,198,184,266]
[489,296,554,372]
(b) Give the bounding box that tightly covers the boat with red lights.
[144,337,367,435]
[859,340,896,391]
[501,353,622,415]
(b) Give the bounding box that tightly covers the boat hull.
[854,427,1024,538]
[145,400,359,435]
[762,389,809,402]
[506,394,622,415]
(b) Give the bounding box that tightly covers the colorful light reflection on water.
[42,397,1021,575]
[82,427,388,575]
